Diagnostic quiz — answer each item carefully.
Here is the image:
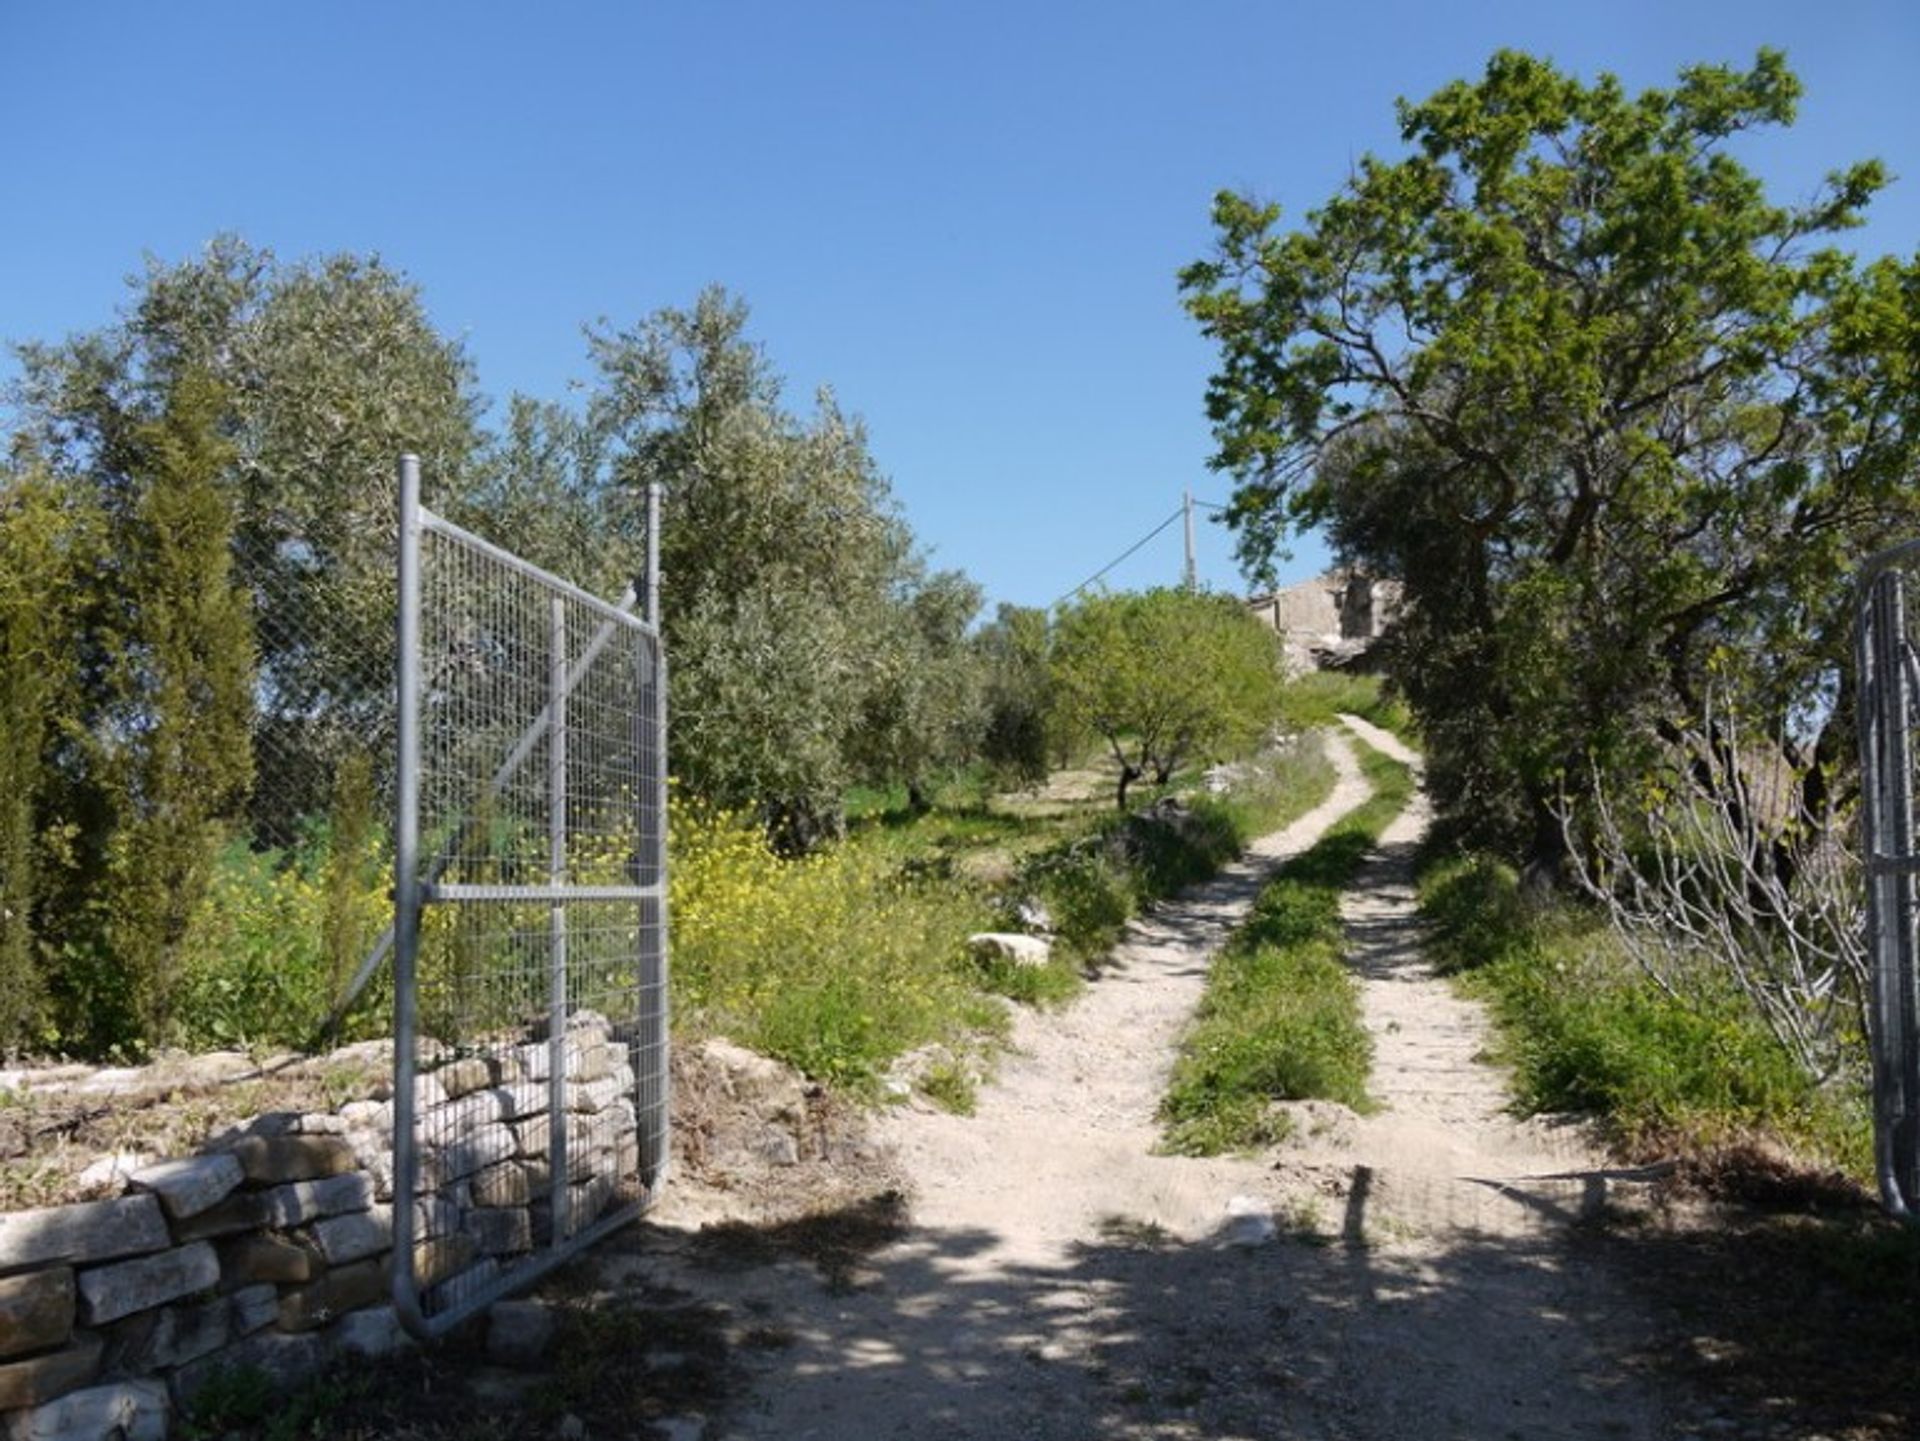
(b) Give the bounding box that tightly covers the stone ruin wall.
[0,1017,640,1441]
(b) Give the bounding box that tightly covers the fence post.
[390,453,429,1331]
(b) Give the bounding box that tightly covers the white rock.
[968,932,1052,967]
[1222,1195,1277,1249]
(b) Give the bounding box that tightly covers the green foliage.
[0,465,97,1056]
[98,369,256,1047]
[975,603,1057,785]
[1184,50,1920,862]
[585,287,987,850]
[13,238,483,845]
[1051,587,1284,810]
[1160,741,1409,1154]
[669,796,1000,1092]
[1417,850,1870,1169]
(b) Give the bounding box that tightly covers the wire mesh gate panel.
[1856,545,1920,1221]
[391,456,669,1338]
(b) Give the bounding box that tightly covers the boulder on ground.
[967,933,1052,968]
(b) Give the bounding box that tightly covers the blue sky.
[3,2,1916,611]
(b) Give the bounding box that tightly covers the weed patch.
[1416,852,1872,1174]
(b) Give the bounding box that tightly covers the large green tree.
[585,287,976,848]
[12,237,483,841]
[1183,50,1920,865]
[1051,588,1281,811]
[0,461,100,1056]
[96,368,256,1045]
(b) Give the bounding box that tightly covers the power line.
[1053,506,1186,606]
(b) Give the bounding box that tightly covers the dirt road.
[620,721,1680,1439]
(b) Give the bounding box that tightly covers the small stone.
[0,1331,103,1410]
[491,1082,546,1121]
[414,1196,461,1241]
[334,1307,404,1358]
[464,1208,531,1257]
[413,1236,475,1289]
[4,1377,167,1441]
[416,1090,506,1144]
[128,1154,244,1220]
[0,1196,169,1272]
[228,1135,358,1184]
[0,1269,74,1362]
[268,1171,376,1228]
[294,1112,346,1135]
[570,1076,626,1115]
[471,1162,531,1208]
[75,1242,220,1326]
[229,1284,277,1336]
[102,1293,229,1371]
[339,1099,393,1132]
[74,1152,149,1194]
[440,1122,519,1180]
[1222,1195,1277,1249]
[486,1300,552,1366]
[276,1259,387,1334]
[435,1057,494,1098]
[310,1205,394,1265]
[218,1234,319,1286]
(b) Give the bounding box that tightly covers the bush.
[669,796,998,1091]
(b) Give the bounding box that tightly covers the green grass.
[1281,671,1415,738]
[1159,740,1413,1155]
[1416,851,1872,1172]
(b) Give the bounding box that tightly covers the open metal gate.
[390,454,670,1337]
[1856,543,1920,1222]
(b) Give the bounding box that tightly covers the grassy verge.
[1159,740,1413,1155]
[1281,671,1415,738]
[1416,851,1871,1172]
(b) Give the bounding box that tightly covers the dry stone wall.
[0,1017,640,1441]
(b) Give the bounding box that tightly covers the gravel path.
[625,721,1679,1440]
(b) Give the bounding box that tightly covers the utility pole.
[1183,488,1197,592]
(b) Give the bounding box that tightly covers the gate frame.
[1855,539,1920,1223]
[388,454,671,1338]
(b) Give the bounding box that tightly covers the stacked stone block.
[0,1017,643,1440]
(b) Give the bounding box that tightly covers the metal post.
[1884,577,1920,1212]
[646,481,663,631]
[547,595,572,1244]
[639,480,670,1187]
[1183,488,1196,592]
[390,454,428,1333]
[1865,571,1919,1217]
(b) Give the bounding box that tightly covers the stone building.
[1246,569,1399,672]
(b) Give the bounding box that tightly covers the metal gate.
[390,454,670,1337]
[1855,543,1920,1222]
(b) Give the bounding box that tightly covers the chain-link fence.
[384,456,668,1336]
[1856,544,1920,1222]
